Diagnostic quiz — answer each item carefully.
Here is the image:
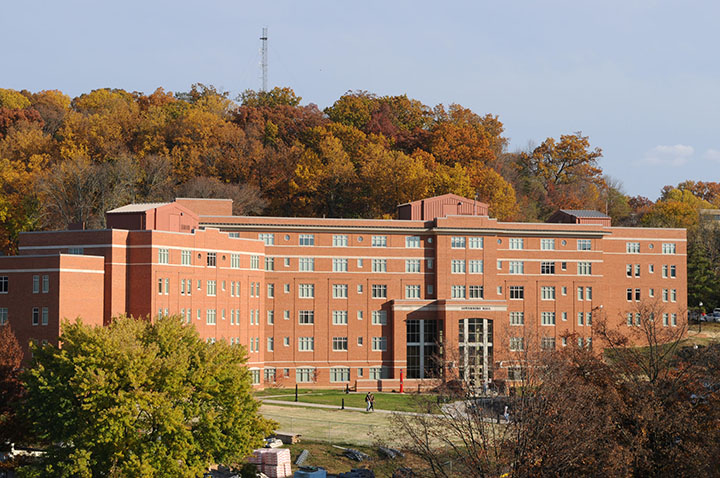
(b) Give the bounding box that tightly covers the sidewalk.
[259,398,431,416]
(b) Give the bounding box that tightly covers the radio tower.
[260,27,268,92]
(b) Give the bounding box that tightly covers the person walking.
[369,392,375,412]
[365,392,372,412]
[503,405,510,423]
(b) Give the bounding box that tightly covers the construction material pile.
[249,448,292,478]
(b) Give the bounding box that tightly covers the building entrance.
[458,318,493,387]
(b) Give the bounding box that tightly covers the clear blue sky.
[3,0,718,199]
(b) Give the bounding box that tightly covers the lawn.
[256,389,438,413]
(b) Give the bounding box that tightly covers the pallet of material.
[272,432,301,444]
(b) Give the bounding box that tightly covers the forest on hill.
[1,85,719,307]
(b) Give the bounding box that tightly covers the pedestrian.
[369,392,375,412]
[365,392,372,412]
[503,405,510,422]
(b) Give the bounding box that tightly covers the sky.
[2,0,719,199]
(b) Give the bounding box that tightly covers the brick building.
[0,194,686,390]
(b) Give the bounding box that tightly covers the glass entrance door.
[458,318,493,386]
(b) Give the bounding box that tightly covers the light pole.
[699,301,703,333]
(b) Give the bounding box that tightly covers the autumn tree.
[642,187,712,229]
[518,133,605,218]
[0,325,25,449]
[19,316,274,477]
[239,87,302,108]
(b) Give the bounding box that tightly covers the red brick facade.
[0,196,686,390]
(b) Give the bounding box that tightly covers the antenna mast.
[260,27,268,92]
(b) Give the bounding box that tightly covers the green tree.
[239,87,302,108]
[19,316,273,477]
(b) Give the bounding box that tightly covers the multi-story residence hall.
[0,194,686,390]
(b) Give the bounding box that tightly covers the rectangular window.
[357,284,363,294]
[541,311,556,325]
[626,242,640,253]
[577,262,592,275]
[230,253,240,268]
[671,313,677,326]
[426,258,434,269]
[206,309,217,325]
[32,275,39,293]
[207,252,216,267]
[577,239,591,251]
[469,285,484,299]
[509,311,524,325]
[541,261,555,274]
[357,310,364,320]
[298,283,315,298]
[267,337,275,352]
[164,278,169,295]
[299,257,315,271]
[451,236,466,248]
[451,259,466,274]
[41,307,48,325]
[158,248,169,264]
[333,284,348,298]
[562,311,568,321]
[509,238,524,250]
[635,288,641,301]
[259,233,275,245]
[469,260,484,274]
[332,234,348,247]
[267,310,274,324]
[662,243,676,254]
[249,255,259,270]
[296,368,315,382]
[357,258,364,268]
[541,238,555,250]
[0,308,6,325]
[405,285,421,299]
[509,286,524,299]
[330,367,350,382]
[578,286,585,301]
[299,234,315,246]
[332,337,348,351]
[371,235,387,247]
[663,313,669,327]
[662,265,668,278]
[40,274,48,293]
[298,337,314,351]
[371,284,387,298]
[332,310,348,325]
[586,287,592,300]
[627,313,633,326]
[158,278,163,294]
[68,247,84,255]
[670,265,676,278]
[283,310,290,320]
[541,286,555,300]
[497,260,502,270]
[405,259,421,273]
[333,258,348,272]
[265,257,275,271]
[372,259,387,272]
[182,250,192,265]
[299,310,315,324]
[635,264,640,277]
[671,289,677,302]
[626,264,632,277]
[509,337,524,351]
[267,283,275,298]
[207,280,216,296]
[284,258,290,267]
[369,367,390,380]
[406,236,421,248]
[451,285,466,299]
[469,237,483,249]
[627,288,633,301]
[372,310,387,325]
[264,368,276,383]
[509,261,524,274]
[578,312,584,326]
[541,337,556,350]
[649,288,655,298]
[372,337,387,351]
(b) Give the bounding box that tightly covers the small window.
[333,234,348,247]
[509,286,524,299]
[451,236,466,249]
[509,238,524,250]
[207,252,216,267]
[371,235,387,247]
[405,236,421,248]
[299,234,315,246]
[259,233,275,245]
[577,239,591,251]
[541,238,555,250]
[371,284,387,298]
[469,237,483,249]
[33,275,40,294]
[158,248,169,264]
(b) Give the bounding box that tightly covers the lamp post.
[699,301,703,333]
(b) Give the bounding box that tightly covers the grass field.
[256,389,437,413]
